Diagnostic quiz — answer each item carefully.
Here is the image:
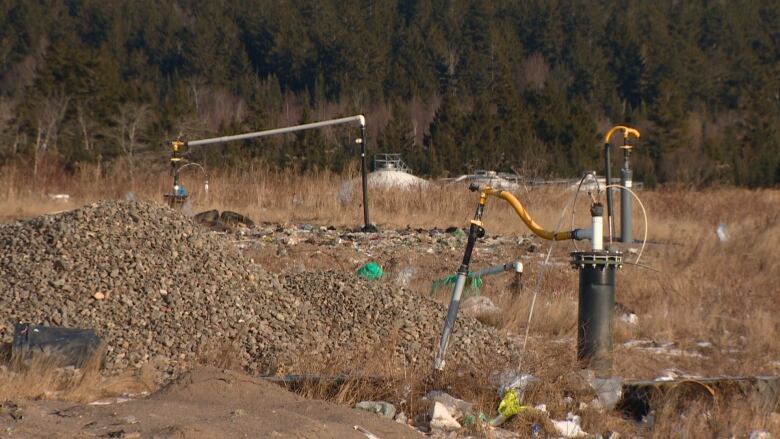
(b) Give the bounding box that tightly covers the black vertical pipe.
[434,197,485,371]
[604,144,614,242]
[577,259,617,372]
[360,124,373,231]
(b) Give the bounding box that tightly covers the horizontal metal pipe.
[471,261,523,278]
[187,115,366,147]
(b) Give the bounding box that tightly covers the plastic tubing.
[484,188,575,241]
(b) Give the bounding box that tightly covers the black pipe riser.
[571,251,622,373]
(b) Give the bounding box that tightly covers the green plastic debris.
[357,262,383,280]
[429,273,484,298]
[463,412,489,430]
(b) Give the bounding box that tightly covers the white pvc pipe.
[592,214,604,251]
[187,115,366,147]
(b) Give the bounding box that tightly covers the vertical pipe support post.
[359,123,375,232]
[620,147,633,244]
[604,144,614,243]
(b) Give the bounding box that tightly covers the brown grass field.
[1,161,779,437]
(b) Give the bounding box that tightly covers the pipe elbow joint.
[573,228,592,241]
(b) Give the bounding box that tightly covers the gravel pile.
[0,201,517,378]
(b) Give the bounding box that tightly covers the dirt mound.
[6,367,421,438]
[0,201,516,379]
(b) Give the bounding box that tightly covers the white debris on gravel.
[552,412,588,438]
[623,340,705,358]
[429,401,461,431]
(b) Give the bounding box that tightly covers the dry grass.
[0,348,155,403]
[1,162,779,434]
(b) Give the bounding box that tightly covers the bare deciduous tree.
[113,102,149,182]
[33,94,70,178]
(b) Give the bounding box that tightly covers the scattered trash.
[623,340,705,359]
[423,391,474,420]
[491,388,526,426]
[194,210,220,223]
[615,302,638,326]
[749,431,772,439]
[430,273,483,298]
[12,324,103,368]
[220,211,255,228]
[354,425,381,439]
[394,266,417,287]
[462,412,488,430]
[87,396,136,406]
[716,223,729,243]
[495,371,539,397]
[552,412,588,438]
[583,371,623,410]
[429,401,461,431]
[619,312,639,325]
[48,194,71,203]
[356,262,384,280]
[354,401,396,419]
[193,210,254,230]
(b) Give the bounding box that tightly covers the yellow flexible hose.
[485,188,574,241]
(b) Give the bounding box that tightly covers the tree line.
[0,0,778,187]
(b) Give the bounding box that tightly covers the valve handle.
[604,125,640,143]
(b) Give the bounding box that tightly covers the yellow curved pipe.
[604,125,640,143]
[484,188,574,241]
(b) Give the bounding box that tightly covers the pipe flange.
[570,251,623,269]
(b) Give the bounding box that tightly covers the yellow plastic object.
[498,389,526,418]
[604,125,640,144]
[484,188,574,241]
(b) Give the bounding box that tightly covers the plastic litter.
[430,273,483,298]
[423,390,474,420]
[354,401,396,419]
[395,266,417,287]
[716,223,729,243]
[430,401,461,431]
[749,430,771,439]
[552,412,588,438]
[495,371,539,397]
[11,323,103,368]
[356,262,383,280]
[490,388,526,426]
[462,412,488,430]
[354,425,381,439]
